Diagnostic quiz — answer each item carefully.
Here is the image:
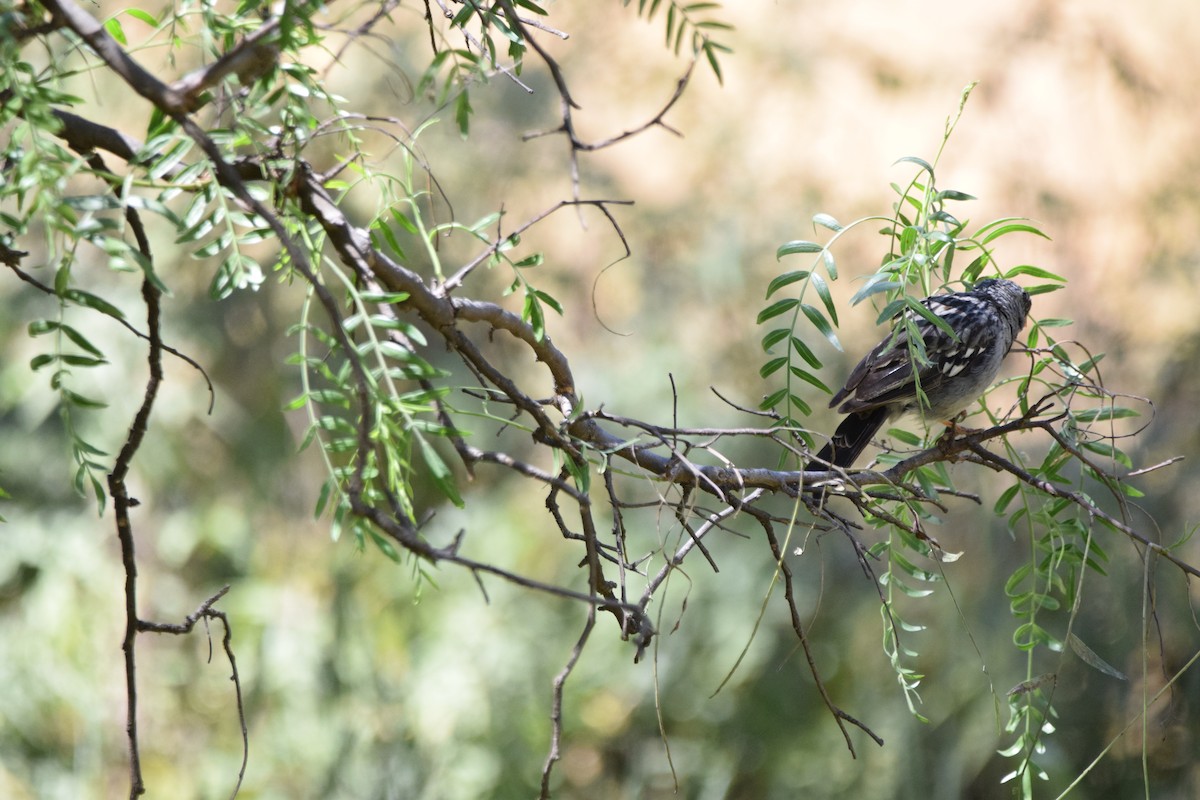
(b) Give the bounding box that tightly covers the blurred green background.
[2,1,1200,797]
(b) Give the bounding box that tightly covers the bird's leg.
[935,412,984,451]
[935,419,961,457]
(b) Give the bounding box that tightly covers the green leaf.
[104,17,127,44]
[850,274,902,306]
[820,247,837,280]
[788,365,831,394]
[149,138,193,180]
[960,253,989,283]
[1072,406,1139,422]
[759,387,787,411]
[468,211,502,235]
[789,336,822,369]
[894,155,934,176]
[65,194,122,212]
[756,298,799,324]
[531,288,563,314]
[776,240,823,258]
[313,477,335,517]
[979,221,1051,245]
[1004,563,1032,596]
[563,452,591,494]
[886,427,921,446]
[787,392,812,416]
[454,90,472,138]
[28,319,59,336]
[370,221,407,261]
[905,297,958,340]
[368,527,401,562]
[1118,482,1145,498]
[514,253,545,268]
[765,269,809,297]
[62,289,126,319]
[390,208,419,235]
[124,8,159,26]
[59,354,107,367]
[54,262,72,295]
[893,579,934,599]
[703,41,724,84]
[1077,353,1106,374]
[874,298,905,326]
[523,293,545,340]
[82,467,107,514]
[451,2,475,26]
[1003,264,1066,282]
[193,236,229,259]
[63,388,108,409]
[360,291,411,304]
[761,328,788,352]
[1081,440,1132,468]
[994,484,1020,514]
[58,324,105,357]
[417,436,464,507]
[809,271,838,327]
[308,389,348,404]
[30,353,57,371]
[759,357,786,378]
[812,213,842,232]
[801,304,842,350]
[1013,621,1056,651]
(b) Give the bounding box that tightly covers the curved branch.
[966,440,1200,580]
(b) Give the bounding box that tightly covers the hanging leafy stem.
[760,83,1157,796]
[760,82,1060,452]
[623,0,733,83]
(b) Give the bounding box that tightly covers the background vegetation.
[2,1,1199,798]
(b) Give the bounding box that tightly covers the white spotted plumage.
[815,279,1032,468]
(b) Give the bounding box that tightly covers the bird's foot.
[936,417,982,452]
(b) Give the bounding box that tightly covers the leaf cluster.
[624,0,733,82]
[756,86,1170,796]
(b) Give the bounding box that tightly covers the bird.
[814,278,1032,469]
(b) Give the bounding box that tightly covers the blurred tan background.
[2,0,1199,797]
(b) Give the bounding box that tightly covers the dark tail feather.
[814,407,890,468]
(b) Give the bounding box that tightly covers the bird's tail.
[814,407,890,468]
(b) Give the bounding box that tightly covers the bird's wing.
[831,294,992,414]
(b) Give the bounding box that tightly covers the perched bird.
[815,278,1032,468]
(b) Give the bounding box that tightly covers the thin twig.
[137,587,248,798]
[759,515,885,756]
[539,607,595,799]
[5,261,214,412]
[440,198,633,293]
[638,491,763,613]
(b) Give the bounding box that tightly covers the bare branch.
[966,441,1200,580]
[756,510,885,756]
[170,18,282,108]
[103,183,164,800]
